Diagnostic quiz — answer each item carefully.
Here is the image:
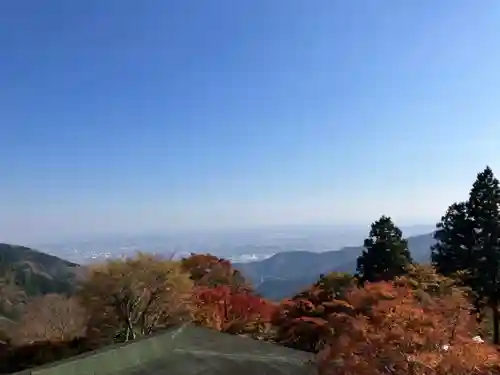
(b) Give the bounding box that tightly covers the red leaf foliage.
[193,285,276,337]
[181,253,250,291]
[272,272,356,352]
[318,280,500,375]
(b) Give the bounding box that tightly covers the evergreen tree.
[431,201,475,277]
[467,166,500,344]
[356,215,412,284]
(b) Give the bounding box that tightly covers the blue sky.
[1,1,500,243]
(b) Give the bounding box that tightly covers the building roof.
[14,325,316,375]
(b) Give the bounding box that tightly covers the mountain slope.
[0,243,79,297]
[235,232,435,300]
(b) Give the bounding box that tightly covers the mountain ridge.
[0,232,436,303]
[234,232,435,300]
[0,243,79,312]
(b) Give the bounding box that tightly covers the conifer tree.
[431,201,475,277]
[466,166,500,344]
[356,215,412,284]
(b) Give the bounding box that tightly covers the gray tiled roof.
[14,325,316,375]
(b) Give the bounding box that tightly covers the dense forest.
[2,166,500,374]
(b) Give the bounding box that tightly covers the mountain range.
[0,231,436,307]
[33,225,435,264]
[234,232,435,300]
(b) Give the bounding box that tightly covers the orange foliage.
[181,253,250,291]
[317,281,500,375]
[193,285,276,338]
[12,294,87,345]
[79,253,193,342]
[272,272,356,352]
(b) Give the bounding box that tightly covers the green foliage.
[466,166,500,343]
[356,216,412,284]
[395,264,473,313]
[432,166,500,344]
[313,272,357,301]
[467,167,500,293]
[431,201,475,277]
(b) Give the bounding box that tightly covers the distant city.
[31,224,436,265]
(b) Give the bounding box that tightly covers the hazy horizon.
[31,222,436,249]
[30,222,436,265]
[2,1,500,244]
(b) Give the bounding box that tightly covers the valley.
[234,232,435,299]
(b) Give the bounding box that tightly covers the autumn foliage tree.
[78,253,193,343]
[0,271,27,320]
[193,284,276,339]
[317,280,500,375]
[402,264,461,298]
[272,272,357,352]
[12,294,86,345]
[181,253,250,291]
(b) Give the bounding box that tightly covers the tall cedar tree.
[356,215,412,284]
[431,201,485,319]
[431,201,475,277]
[467,166,500,344]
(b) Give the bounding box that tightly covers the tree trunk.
[125,317,136,342]
[493,303,499,345]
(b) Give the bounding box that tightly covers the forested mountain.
[2,167,500,374]
[235,232,434,299]
[0,231,434,303]
[0,243,78,298]
[1,163,499,375]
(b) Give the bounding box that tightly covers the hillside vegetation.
[0,244,78,322]
[0,243,78,296]
[2,166,500,375]
[235,233,435,300]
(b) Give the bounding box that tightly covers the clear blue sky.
[1,1,500,243]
